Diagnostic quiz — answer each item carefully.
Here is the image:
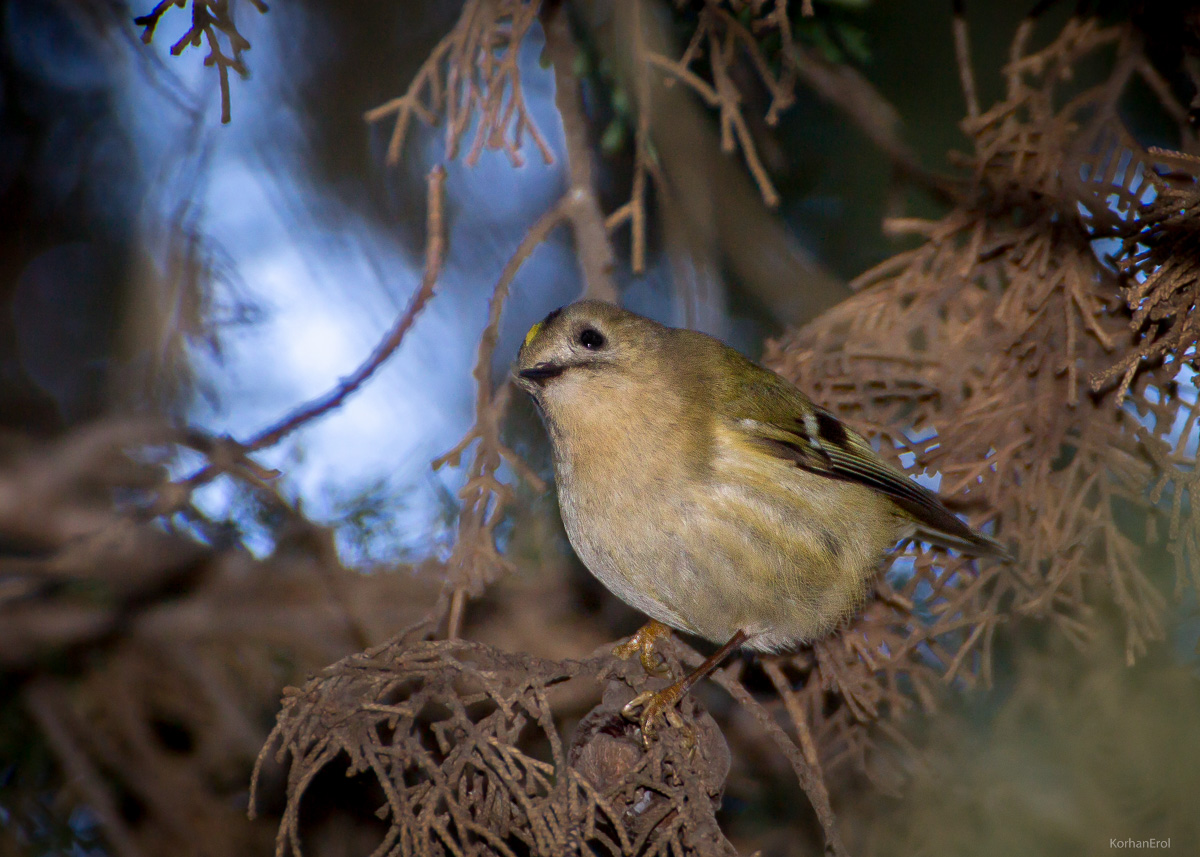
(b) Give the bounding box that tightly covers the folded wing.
[724,358,1009,559]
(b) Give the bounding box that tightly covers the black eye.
[578,327,605,350]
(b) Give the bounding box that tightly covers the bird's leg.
[613,620,674,677]
[622,629,749,744]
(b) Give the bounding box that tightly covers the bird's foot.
[621,684,690,748]
[612,620,673,677]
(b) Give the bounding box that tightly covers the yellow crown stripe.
[523,320,544,349]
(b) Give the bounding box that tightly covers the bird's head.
[513,300,663,403]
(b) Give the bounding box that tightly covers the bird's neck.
[542,374,708,491]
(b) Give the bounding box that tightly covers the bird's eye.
[578,327,605,350]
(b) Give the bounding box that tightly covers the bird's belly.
[558,490,701,634]
[558,465,903,650]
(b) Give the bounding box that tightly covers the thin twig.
[953,0,981,120]
[540,4,620,302]
[447,587,467,639]
[791,46,963,204]
[155,165,448,512]
[708,663,846,857]
[429,199,564,606]
[762,658,822,768]
[243,165,448,453]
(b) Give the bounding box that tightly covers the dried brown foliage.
[4,144,454,857]
[603,0,959,276]
[364,0,551,169]
[763,16,1199,784]
[254,631,739,857]
[1093,147,1200,593]
[1100,149,1200,401]
[12,4,1200,857]
[0,421,440,857]
[135,0,268,124]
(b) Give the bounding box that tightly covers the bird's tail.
[911,524,1013,562]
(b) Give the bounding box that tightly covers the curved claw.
[612,620,674,677]
[621,687,687,747]
[638,648,670,677]
[618,629,750,751]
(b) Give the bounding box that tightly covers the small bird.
[513,301,1006,737]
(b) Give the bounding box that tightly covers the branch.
[540,4,620,303]
[134,0,267,124]
[585,0,849,326]
[244,166,447,452]
[953,0,981,121]
[431,199,564,613]
[365,0,553,168]
[704,655,846,857]
[790,46,963,205]
[154,165,448,512]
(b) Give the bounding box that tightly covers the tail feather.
[911,524,1012,562]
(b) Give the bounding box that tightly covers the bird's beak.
[518,362,565,384]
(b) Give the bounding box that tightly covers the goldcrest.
[513,301,1005,732]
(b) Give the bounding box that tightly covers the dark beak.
[518,362,565,384]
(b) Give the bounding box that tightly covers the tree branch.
[540,4,620,303]
[154,165,448,512]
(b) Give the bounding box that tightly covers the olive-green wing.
[723,355,1008,559]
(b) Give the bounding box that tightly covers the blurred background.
[1,1,1198,856]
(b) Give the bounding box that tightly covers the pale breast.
[553,439,702,634]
